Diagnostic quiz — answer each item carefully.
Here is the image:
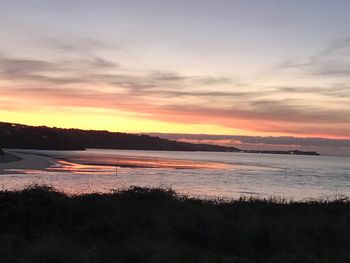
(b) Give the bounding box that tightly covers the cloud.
[0,52,232,90]
[44,37,117,55]
[0,56,56,75]
[0,48,349,139]
[276,85,350,99]
[5,83,348,138]
[279,37,350,77]
[0,53,119,85]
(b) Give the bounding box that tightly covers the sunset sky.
[0,1,349,141]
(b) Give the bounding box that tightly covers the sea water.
[0,149,349,200]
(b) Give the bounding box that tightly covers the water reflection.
[0,149,349,200]
[51,155,229,170]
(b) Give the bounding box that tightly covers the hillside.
[0,122,320,155]
[0,122,240,152]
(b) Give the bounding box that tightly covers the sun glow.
[0,106,269,136]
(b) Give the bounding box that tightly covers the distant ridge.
[0,122,240,152]
[243,149,320,156]
[0,122,320,155]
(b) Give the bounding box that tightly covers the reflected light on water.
[52,156,230,170]
[0,149,349,200]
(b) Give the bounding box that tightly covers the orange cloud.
[0,53,349,139]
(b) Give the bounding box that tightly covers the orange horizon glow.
[1,2,349,144]
[1,107,349,140]
[1,81,349,140]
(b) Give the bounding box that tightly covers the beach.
[0,152,21,163]
[0,149,348,199]
[0,150,349,261]
[0,150,54,173]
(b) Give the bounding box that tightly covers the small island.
[244,149,320,156]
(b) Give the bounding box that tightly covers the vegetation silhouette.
[0,185,349,262]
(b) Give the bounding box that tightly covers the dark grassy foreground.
[0,186,349,263]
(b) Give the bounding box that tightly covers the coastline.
[1,122,322,156]
[0,152,22,163]
[0,149,347,200]
[0,150,54,173]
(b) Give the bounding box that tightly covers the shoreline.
[0,150,54,173]
[0,152,22,163]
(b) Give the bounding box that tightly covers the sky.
[0,0,349,154]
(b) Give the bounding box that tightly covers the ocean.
[1,149,349,200]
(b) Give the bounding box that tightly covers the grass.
[0,185,349,263]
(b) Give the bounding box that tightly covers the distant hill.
[0,123,85,151]
[0,148,4,155]
[0,122,320,155]
[244,149,320,156]
[0,122,240,152]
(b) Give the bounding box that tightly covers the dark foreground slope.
[0,186,349,263]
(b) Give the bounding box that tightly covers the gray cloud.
[0,56,56,75]
[279,37,350,77]
[176,102,350,124]
[44,37,117,55]
[276,86,350,98]
[0,54,119,85]
[0,53,232,90]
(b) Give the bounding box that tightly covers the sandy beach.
[0,150,54,173]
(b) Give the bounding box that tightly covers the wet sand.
[0,150,54,173]
[0,152,22,163]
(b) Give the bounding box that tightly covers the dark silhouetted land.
[0,186,348,262]
[0,122,240,152]
[0,122,320,155]
[244,149,320,155]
